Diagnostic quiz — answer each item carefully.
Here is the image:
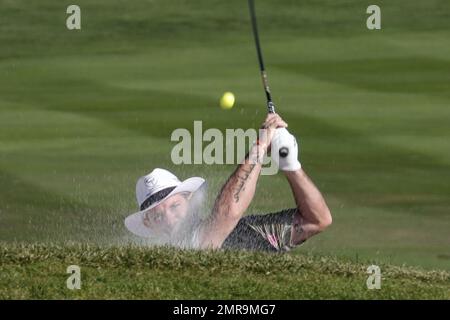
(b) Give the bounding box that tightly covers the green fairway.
[0,0,449,295]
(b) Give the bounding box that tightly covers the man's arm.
[285,169,332,246]
[199,145,264,248]
[199,114,287,249]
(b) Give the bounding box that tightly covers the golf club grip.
[262,71,275,113]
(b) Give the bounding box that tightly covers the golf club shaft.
[248,0,275,114]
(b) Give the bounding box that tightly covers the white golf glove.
[271,128,301,171]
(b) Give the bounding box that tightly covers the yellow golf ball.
[220,92,235,110]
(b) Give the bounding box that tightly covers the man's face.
[142,193,190,236]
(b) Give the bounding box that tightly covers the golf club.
[248,0,289,158]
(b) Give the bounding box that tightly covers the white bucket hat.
[124,168,205,238]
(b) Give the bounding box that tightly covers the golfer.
[125,114,332,251]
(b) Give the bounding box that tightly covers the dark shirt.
[221,208,297,252]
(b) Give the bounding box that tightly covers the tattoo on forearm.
[233,163,256,203]
[211,149,261,217]
[212,161,255,214]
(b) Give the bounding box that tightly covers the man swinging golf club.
[125,0,331,251]
[124,113,332,252]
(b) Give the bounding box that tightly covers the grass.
[0,0,449,298]
[1,243,449,299]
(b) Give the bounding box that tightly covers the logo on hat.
[144,176,157,189]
